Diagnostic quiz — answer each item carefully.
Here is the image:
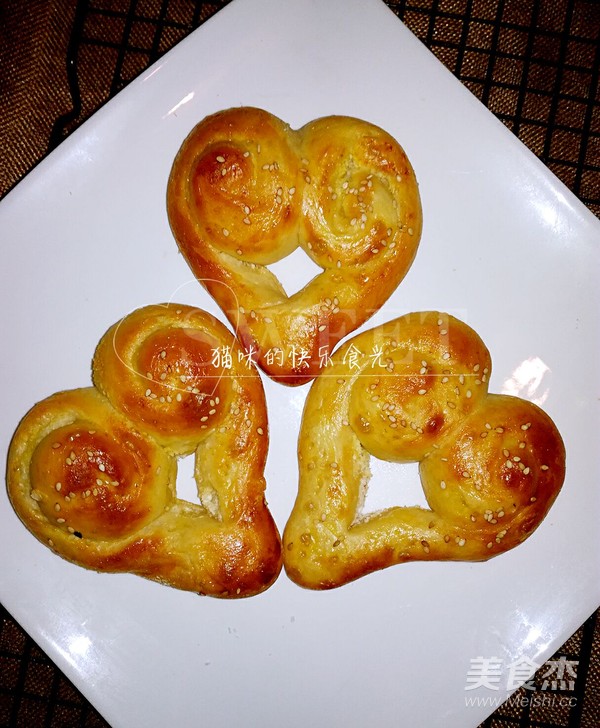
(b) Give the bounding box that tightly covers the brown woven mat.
[1,1,599,727]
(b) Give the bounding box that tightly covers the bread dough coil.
[167,107,422,385]
[7,304,282,597]
[283,311,565,589]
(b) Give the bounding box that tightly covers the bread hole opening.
[175,454,221,518]
[361,458,429,516]
[266,246,322,297]
[175,454,199,504]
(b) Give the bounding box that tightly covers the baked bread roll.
[167,107,422,385]
[283,311,565,589]
[7,304,282,597]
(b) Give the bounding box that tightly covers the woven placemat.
[1,1,598,727]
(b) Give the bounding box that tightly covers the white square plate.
[1,1,598,726]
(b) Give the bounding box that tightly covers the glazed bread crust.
[7,304,282,597]
[283,312,565,589]
[167,107,422,385]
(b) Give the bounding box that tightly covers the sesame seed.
[440,481,446,489]
[55,482,62,491]
[216,155,225,163]
[541,465,549,471]
[257,427,264,435]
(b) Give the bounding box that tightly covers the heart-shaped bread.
[167,107,422,385]
[283,311,565,589]
[7,304,282,597]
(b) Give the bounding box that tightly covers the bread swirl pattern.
[283,312,565,589]
[167,107,422,385]
[7,304,282,597]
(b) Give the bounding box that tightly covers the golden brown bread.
[7,304,282,597]
[167,107,422,385]
[283,311,566,589]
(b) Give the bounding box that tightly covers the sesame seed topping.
[216,155,225,163]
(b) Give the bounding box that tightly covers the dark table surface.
[1,1,599,726]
